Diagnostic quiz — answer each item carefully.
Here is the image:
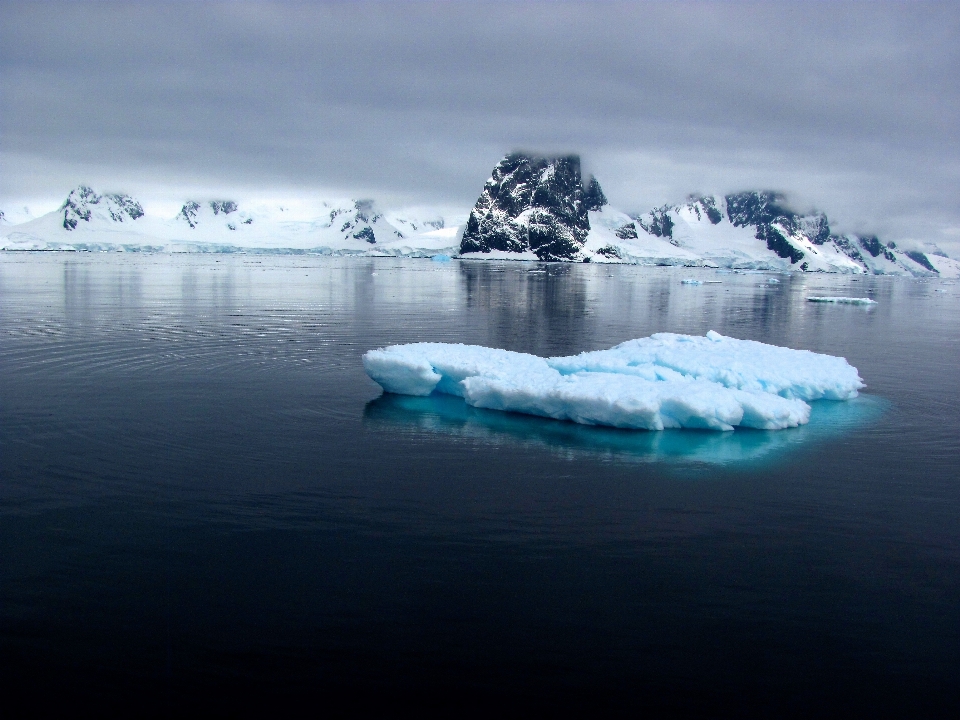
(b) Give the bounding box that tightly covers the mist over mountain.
[2,159,956,278]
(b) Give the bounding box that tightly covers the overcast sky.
[2,1,958,251]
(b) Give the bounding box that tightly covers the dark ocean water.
[1,254,958,715]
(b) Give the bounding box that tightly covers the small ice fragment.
[431,254,451,263]
[681,279,703,285]
[768,277,780,284]
[807,296,876,305]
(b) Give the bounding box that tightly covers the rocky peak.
[684,195,723,225]
[328,199,384,244]
[583,176,608,212]
[635,206,675,240]
[723,191,831,264]
[178,200,251,230]
[60,186,144,230]
[460,152,600,261]
[209,201,237,216]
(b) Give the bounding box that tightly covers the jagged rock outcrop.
[623,190,942,275]
[460,153,602,261]
[328,199,387,244]
[61,186,144,230]
[636,206,675,241]
[178,201,202,228]
[724,191,814,264]
[583,176,608,212]
[904,250,936,271]
[178,200,250,229]
[687,195,723,225]
[209,201,237,216]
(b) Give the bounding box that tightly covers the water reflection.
[457,261,595,356]
[363,391,886,468]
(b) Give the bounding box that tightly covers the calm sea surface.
[1,254,958,714]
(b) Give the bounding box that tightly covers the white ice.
[807,296,877,305]
[363,331,864,432]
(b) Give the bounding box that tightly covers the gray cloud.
[2,1,958,250]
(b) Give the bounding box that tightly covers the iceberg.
[363,332,864,432]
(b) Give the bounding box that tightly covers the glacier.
[363,332,864,432]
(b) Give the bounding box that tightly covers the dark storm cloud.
[1,1,958,246]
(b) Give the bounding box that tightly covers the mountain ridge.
[1,173,956,278]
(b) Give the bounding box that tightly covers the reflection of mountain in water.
[364,392,885,467]
[457,262,595,356]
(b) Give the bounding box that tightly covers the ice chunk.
[363,332,864,432]
[363,343,550,397]
[808,296,876,305]
[549,331,863,401]
[462,371,810,431]
[680,279,703,285]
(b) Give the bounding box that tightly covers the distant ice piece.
[680,279,703,285]
[363,331,864,432]
[808,296,877,305]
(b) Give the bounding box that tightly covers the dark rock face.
[210,201,238,215]
[61,186,144,230]
[755,223,804,264]
[905,250,937,272]
[855,235,896,262]
[105,194,144,222]
[583,176,607,212]
[178,202,202,228]
[614,222,638,240]
[179,200,242,228]
[460,153,599,261]
[636,206,674,240]
[858,235,883,258]
[724,191,825,264]
[725,191,792,228]
[333,200,382,243]
[684,196,723,225]
[830,234,865,265]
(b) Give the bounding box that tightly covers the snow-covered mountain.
[457,154,958,277]
[459,153,605,261]
[0,187,465,257]
[601,190,957,276]
[2,171,957,277]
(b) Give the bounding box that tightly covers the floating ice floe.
[807,296,877,305]
[363,331,864,432]
[680,279,703,285]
